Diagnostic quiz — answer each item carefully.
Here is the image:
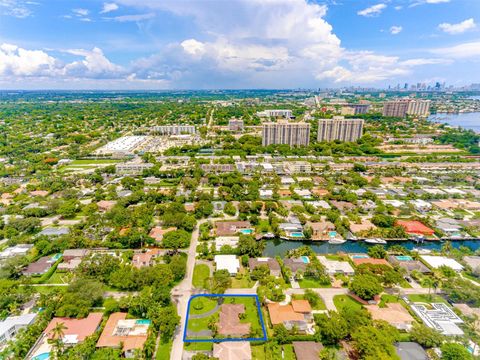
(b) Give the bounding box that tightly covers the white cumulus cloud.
[438,18,476,34]
[357,3,386,17]
[100,2,118,14]
[390,26,403,34]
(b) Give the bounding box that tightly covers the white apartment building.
[262,121,310,147]
[256,109,293,118]
[284,161,312,174]
[407,100,431,117]
[317,116,364,142]
[151,125,196,135]
[116,162,154,175]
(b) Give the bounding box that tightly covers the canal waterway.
[263,239,480,257]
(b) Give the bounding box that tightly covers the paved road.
[170,219,205,360]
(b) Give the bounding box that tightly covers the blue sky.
[0,0,479,89]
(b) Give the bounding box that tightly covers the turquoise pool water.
[239,229,253,235]
[32,353,50,360]
[396,255,413,261]
[328,231,337,237]
[352,254,369,259]
[301,256,310,264]
[289,232,304,238]
[51,253,62,261]
[136,319,151,325]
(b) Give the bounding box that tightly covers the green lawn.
[184,342,213,351]
[231,270,254,288]
[156,340,172,360]
[71,159,121,165]
[186,295,264,340]
[33,286,67,295]
[189,297,218,315]
[251,343,296,360]
[45,271,72,284]
[298,277,331,289]
[292,293,326,310]
[192,264,210,289]
[408,294,447,304]
[333,295,363,311]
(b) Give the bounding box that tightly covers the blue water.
[328,231,337,237]
[301,256,310,263]
[396,255,413,261]
[429,112,480,133]
[32,353,50,360]
[263,239,480,257]
[239,229,253,235]
[136,319,151,325]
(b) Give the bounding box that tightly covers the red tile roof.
[396,220,435,235]
[45,313,103,342]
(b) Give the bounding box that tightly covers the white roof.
[281,176,295,184]
[214,255,240,274]
[317,256,354,274]
[409,199,431,207]
[420,255,464,271]
[384,200,405,207]
[0,314,37,337]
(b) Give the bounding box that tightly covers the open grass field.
[333,294,363,311]
[298,277,331,289]
[184,342,213,351]
[156,340,172,359]
[251,343,296,360]
[192,264,210,289]
[408,293,447,304]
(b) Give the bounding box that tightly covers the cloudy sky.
[0,0,479,89]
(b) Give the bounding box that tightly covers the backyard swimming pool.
[351,254,369,259]
[51,253,62,262]
[395,255,414,261]
[301,256,310,264]
[289,232,304,238]
[32,353,49,360]
[238,229,253,235]
[136,319,151,325]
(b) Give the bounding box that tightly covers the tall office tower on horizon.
[262,121,310,147]
[317,116,364,142]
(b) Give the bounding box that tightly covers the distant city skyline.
[1,0,479,89]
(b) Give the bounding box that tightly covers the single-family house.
[267,300,314,333]
[215,255,240,275]
[96,312,150,358]
[248,257,281,277]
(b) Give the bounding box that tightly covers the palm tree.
[49,321,67,360]
[50,321,67,341]
[423,277,434,300]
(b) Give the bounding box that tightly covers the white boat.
[328,238,347,245]
[365,238,387,245]
[262,233,275,239]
